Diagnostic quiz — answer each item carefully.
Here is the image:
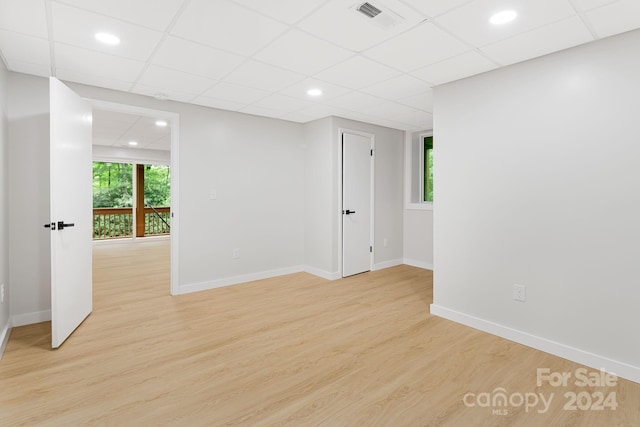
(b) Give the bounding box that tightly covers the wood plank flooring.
[1,239,639,426]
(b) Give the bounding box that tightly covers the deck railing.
[93,207,170,240]
[144,206,171,236]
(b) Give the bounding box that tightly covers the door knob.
[57,221,75,230]
[343,210,356,215]
[44,222,56,230]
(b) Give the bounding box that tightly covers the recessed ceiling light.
[307,88,323,97]
[490,10,517,25]
[95,32,120,45]
[128,141,138,146]
[155,120,168,127]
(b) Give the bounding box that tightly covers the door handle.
[343,210,356,215]
[57,221,75,230]
[44,222,56,230]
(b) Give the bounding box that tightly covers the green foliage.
[93,162,171,208]
[144,165,171,207]
[424,137,434,202]
[92,162,171,239]
[93,162,133,208]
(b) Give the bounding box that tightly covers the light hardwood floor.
[1,239,639,426]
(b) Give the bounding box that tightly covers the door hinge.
[370,246,373,253]
[370,149,373,156]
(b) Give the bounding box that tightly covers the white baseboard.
[0,318,12,360]
[179,266,305,295]
[304,266,340,281]
[12,310,51,327]
[403,258,433,270]
[430,304,640,385]
[373,259,403,271]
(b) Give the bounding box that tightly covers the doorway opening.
[88,100,179,295]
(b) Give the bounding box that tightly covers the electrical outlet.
[513,284,526,302]
[1,284,4,303]
[232,248,240,259]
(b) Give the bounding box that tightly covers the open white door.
[49,77,93,348]
[342,132,372,277]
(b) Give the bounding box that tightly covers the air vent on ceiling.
[357,2,382,19]
[353,1,404,29]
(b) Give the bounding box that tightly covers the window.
[423,136,433,202]
[405,131,433,210]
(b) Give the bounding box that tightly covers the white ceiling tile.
[152,36,245,80]
[0,0,48,38]
[203,81,271,104]
[587,0,640,38]
[137,65,216,96]
[297,104,353,120]
[52,3,164,61]
[0,30,51,70]
[396,90,434,112]
[434,0,577,47]
[4,60,51,77]
[410,51,497,86]
[55,0,185,31]
[359,75,432,100]
[118,118,170,148]
[358,101,427,122]
[481,17,594,66]
[325,92,386,111]
[573,0,618,11]
[131,83,198,103]
[93,109,140,125]
[400,0,474,18]
[55,43,145,82]
[253,94,313,112]
[57,69,133,92]
[279,78,351,100]
[364,22,470,71]
[255,30,354,75]
[298,0,426,51]
[149,136,171,151]
[191,96,247,112]
[232,0,327,24]
[224,60,305,92]
[240,105,290,121]
[314,56,400,89]
[171,0,288,56]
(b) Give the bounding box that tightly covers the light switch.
[209,189,217,200]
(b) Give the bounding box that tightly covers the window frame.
[404,130,433,211]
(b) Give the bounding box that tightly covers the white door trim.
[338,128,375,277]
[85,99,180,296]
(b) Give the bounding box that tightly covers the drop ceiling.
[92,109,171,151]
[1,0,639,131]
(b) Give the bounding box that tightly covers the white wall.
[7,73,51,326]
[0,58,10,349]
[432,29,640,383]
[403,130,433,270]
[303,117,333,277]
[403,209,433,269]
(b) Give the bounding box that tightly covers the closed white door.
[49,77,93,348]
[342,132,372,277]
